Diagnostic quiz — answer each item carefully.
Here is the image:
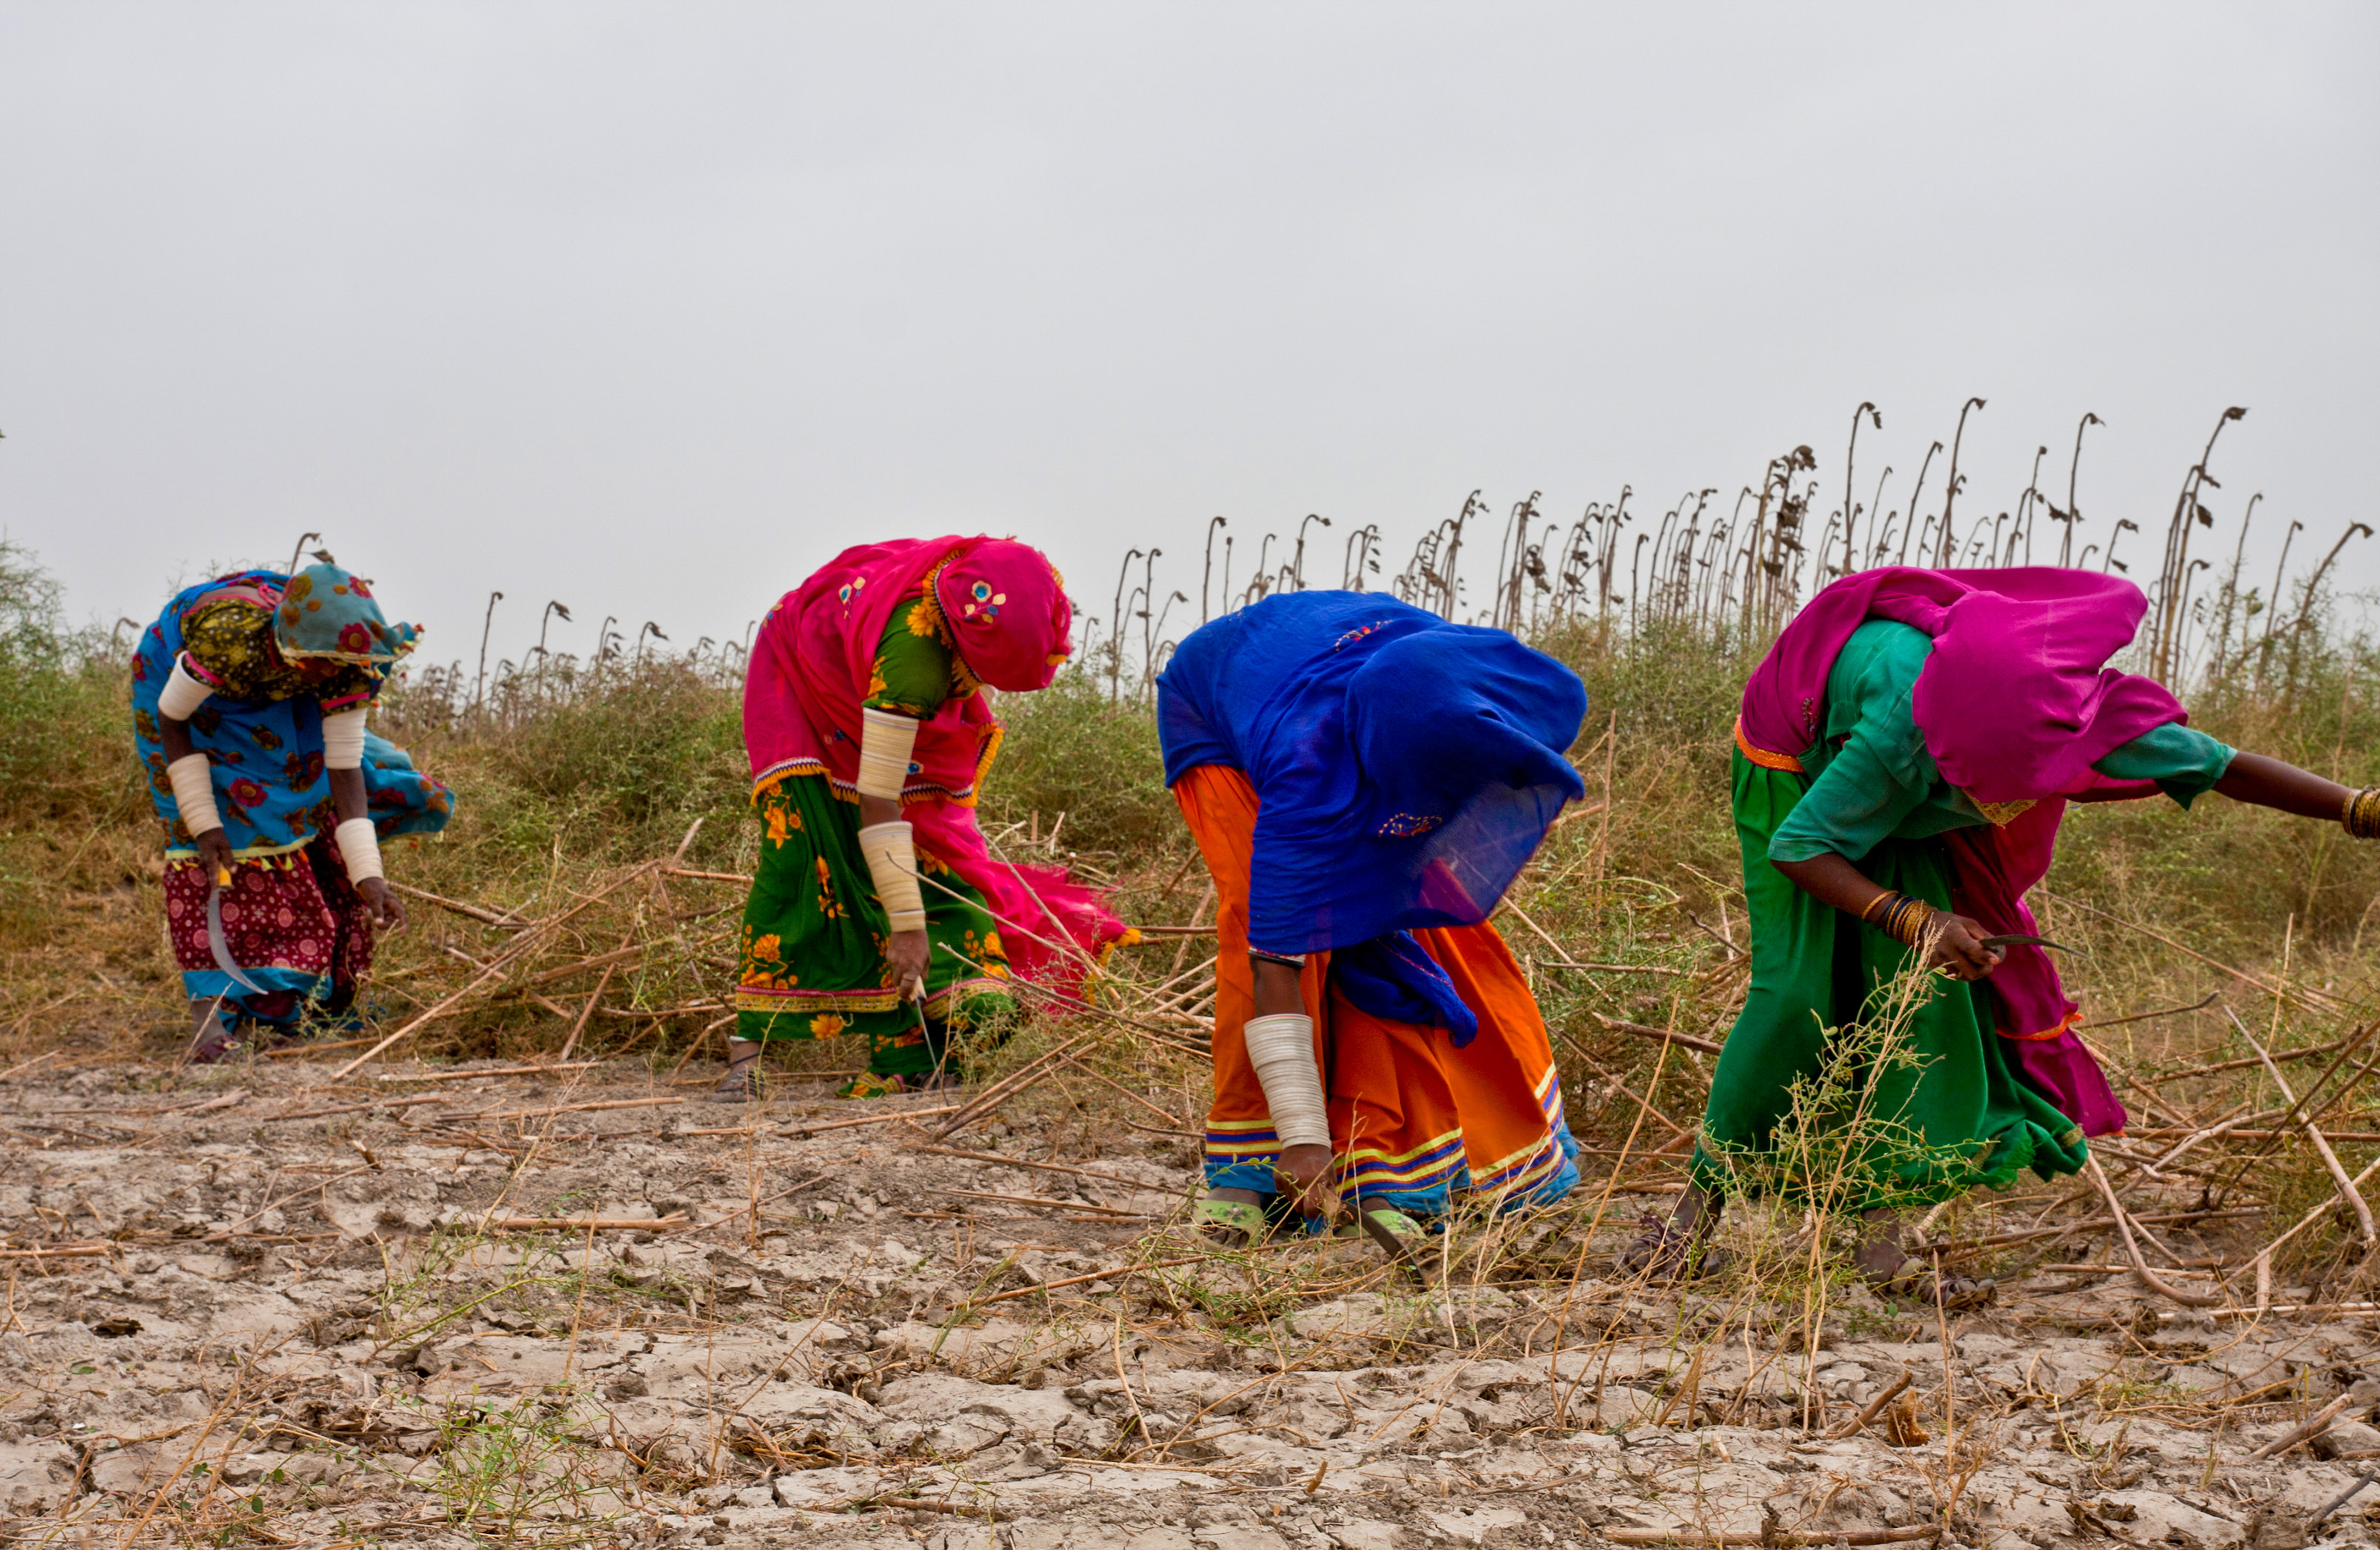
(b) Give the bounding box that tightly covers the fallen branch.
[462,1096,685,1122]
[389,881,528,928]
[781,1103,964,1139]
[332,851,676,1078]
[1054,1054,1187,1127]
[2223,1149,2380,1292]
[914,1145,1164,1193]
[2154,1030,2350,1084]
[488,1215,689,1232]
[2035,888,2342,1009]
[259,1036,379,1061]
[502,943,647,994]
[2229,1007,2379,1245]
[263,1095,447,1123]
[2082,1156,2218,1306]
[1825,1369,1915,1439]
[2247,1389,2363,1460]
[375,1062,602,1084]
[1604,1527,1940,1546]
[2080,993,2222,1030]
[1588,1012,1724,1056]
[1929,1206,2261,1257]
[932,1033,1097,1138]
[971,1252,1214,1306]
[870,1496,990,1519]
[945,1188,1149,1219]
[676,1172,833,1236]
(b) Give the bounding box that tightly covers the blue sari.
[132,571,454,1013]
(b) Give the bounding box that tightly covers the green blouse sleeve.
[2090,721,2236,808]
[864,597,958,719]
[1769,731,1935,864]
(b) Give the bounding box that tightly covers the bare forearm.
[2215,751,2351,822]
[329,767,368,825]
[1770,853,1892,919]
[161,717,195,762]
[858,793,901,829]
[1251,956,1303,1019]
[1769,851,2004,979]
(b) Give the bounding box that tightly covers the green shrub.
[0,539,138,828]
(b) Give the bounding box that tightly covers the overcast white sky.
[2,4,2374,673]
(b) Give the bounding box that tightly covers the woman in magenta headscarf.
[1625,568,2372,1302]
[728,536,1129,1099]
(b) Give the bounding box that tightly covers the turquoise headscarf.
[274,564,421,665]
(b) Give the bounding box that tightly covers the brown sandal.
[1869,1255,1996,1310]
[710,1055,765,1102]
[1618,1213,1723,1281]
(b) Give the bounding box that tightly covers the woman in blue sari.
[130,564,455,1060]
[1158,591,1588,1252]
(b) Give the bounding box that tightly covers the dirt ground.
[4,1055,2379,1550]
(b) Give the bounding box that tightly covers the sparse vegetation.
[10,407,2380,1542]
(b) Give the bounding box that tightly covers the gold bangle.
[1860,891,1932,948]
[2345,788,2380,840]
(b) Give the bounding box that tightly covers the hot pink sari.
[1740,568,2191,1136]
[744,536,1127,990]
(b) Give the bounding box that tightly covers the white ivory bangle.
[857,819,927,933]
[322,706,368,771]
[855,708,919,799]
[1243,1012,1329,1150]
[336,817,384,885]
[158,654,213,721]
[166,754,222,839]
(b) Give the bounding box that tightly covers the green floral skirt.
[736,774,1016,1087]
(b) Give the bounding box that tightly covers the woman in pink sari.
[728,537,1129,1099]
[1625,568,2371,1302]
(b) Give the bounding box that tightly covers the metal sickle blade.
[206,882,266,995]
[1978,932,2084,956]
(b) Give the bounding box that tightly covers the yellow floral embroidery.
[816,856,847,919]
[749,933,781,963]
[808,1013,848,1038]
[764,805,804,847]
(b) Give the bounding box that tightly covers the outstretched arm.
[1770,853,2006,981]
[2214,751,2354,821]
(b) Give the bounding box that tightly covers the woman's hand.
[1273,1142,1339,1220]
[1772,853,2006,979]
[357,877,408,933]
[194,827,234,881]
[1926,912,2005,980]
[888,928,930,999]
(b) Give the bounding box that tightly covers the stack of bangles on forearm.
[1860,890,1934,947]
[2345,788,2380,839]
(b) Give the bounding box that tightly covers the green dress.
[735,596,1016,1091]
[1698,620,2234,1210]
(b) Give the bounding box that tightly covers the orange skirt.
[1173,764,1579,1215]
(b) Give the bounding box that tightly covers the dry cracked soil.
[4,1057,2379,1550]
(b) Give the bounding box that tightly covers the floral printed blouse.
[861,595,984,719]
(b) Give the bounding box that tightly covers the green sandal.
[1339,1204,1431,1272]
[1193,1198,1272,1248]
